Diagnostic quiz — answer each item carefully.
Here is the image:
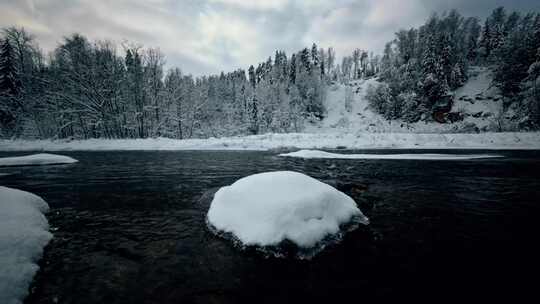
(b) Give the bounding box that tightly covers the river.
[1,150,539,303]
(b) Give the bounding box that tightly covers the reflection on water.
[1,150,539,303]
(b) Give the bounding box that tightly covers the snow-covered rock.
[207,171,368,251]
[0,186,52,304]
[0,153,78,167]
[280,150,502,160]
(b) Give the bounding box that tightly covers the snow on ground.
[280,150,502,160]
[0,132,539,151]
[450,66,508,131]
[306,66,522,134]
[311,77,381,132]
[0,186,52,304]
[0,68,538,152]
[0,67,538,152]
[452,67,501,113]
[0,153,78,167]
[207,171,368,250]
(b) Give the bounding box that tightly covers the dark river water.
[1,150,540,303]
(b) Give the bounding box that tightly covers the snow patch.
[305,67,518,134]
[0,186,52,304]
[207,171,368,257]
[0,132,539,151]
[0,153,78,167]
[280,150,502,160]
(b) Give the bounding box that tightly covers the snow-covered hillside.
[308,66,522,134]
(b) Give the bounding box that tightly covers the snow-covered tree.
[0,38,21,137]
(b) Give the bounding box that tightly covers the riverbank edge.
[1,132,540,151]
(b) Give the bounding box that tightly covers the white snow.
[305,67,524,134]
[0,153,78,167]
[312,77,382,132]
[0,132,539,151]
[0,68,538,152]
[452,67,501,114]
[207,171,368,248]
[280,150,502,160]
[449,66,509,131]
[0,186,52,304]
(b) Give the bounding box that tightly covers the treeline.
[3,7,538,139]
[367,7,540,128]
[0,28,363,139]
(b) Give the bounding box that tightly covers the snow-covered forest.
[0,6,539,139]
[368,7,540,128]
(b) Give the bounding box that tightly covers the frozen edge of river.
[0,186,52,304]
[1,132,540,151]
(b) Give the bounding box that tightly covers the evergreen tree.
[486,7,508,62]
[525,48,540,125]
[479,20,492,60]
[248,65,256,88]
[421,33,449,112]
[464,17,481,61]
[299,48,311,73]
[125,47,146,137]
[311,43,319,71]
[352,49,361,79]
[289,53,296,84]
[0,38,22,136]
[0,38,20,97]
[318,48,325,77]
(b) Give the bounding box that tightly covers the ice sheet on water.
[279,150,502,160]
[0,153,78,167]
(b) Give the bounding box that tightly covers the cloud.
[364,0,427,28]
[208,0,290,11]
[0,0,538,76]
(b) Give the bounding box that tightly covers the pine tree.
[421,33,449,113]
[487,7,507,62]
[311,43,319,71]
[0,38,20,97]
[0,38,22,137]
[299,48,311,73]
[289,53,296,84]
[248,95,258,134]
[479,21,492,59]
[125,47,146,137]
[248,65,256,88]
[526,49,540,125]
[464,17,481,62]
[352,49,360,79]
[326,47,335,79]
[319,48,325,77]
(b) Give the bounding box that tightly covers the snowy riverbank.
[1,132,540,151]
[0,187,52,304]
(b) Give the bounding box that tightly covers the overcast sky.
[1,0,539,76]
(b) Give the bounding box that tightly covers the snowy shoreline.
[0,187,52,304]
[279,150,503,160]
[1,132,540,151]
